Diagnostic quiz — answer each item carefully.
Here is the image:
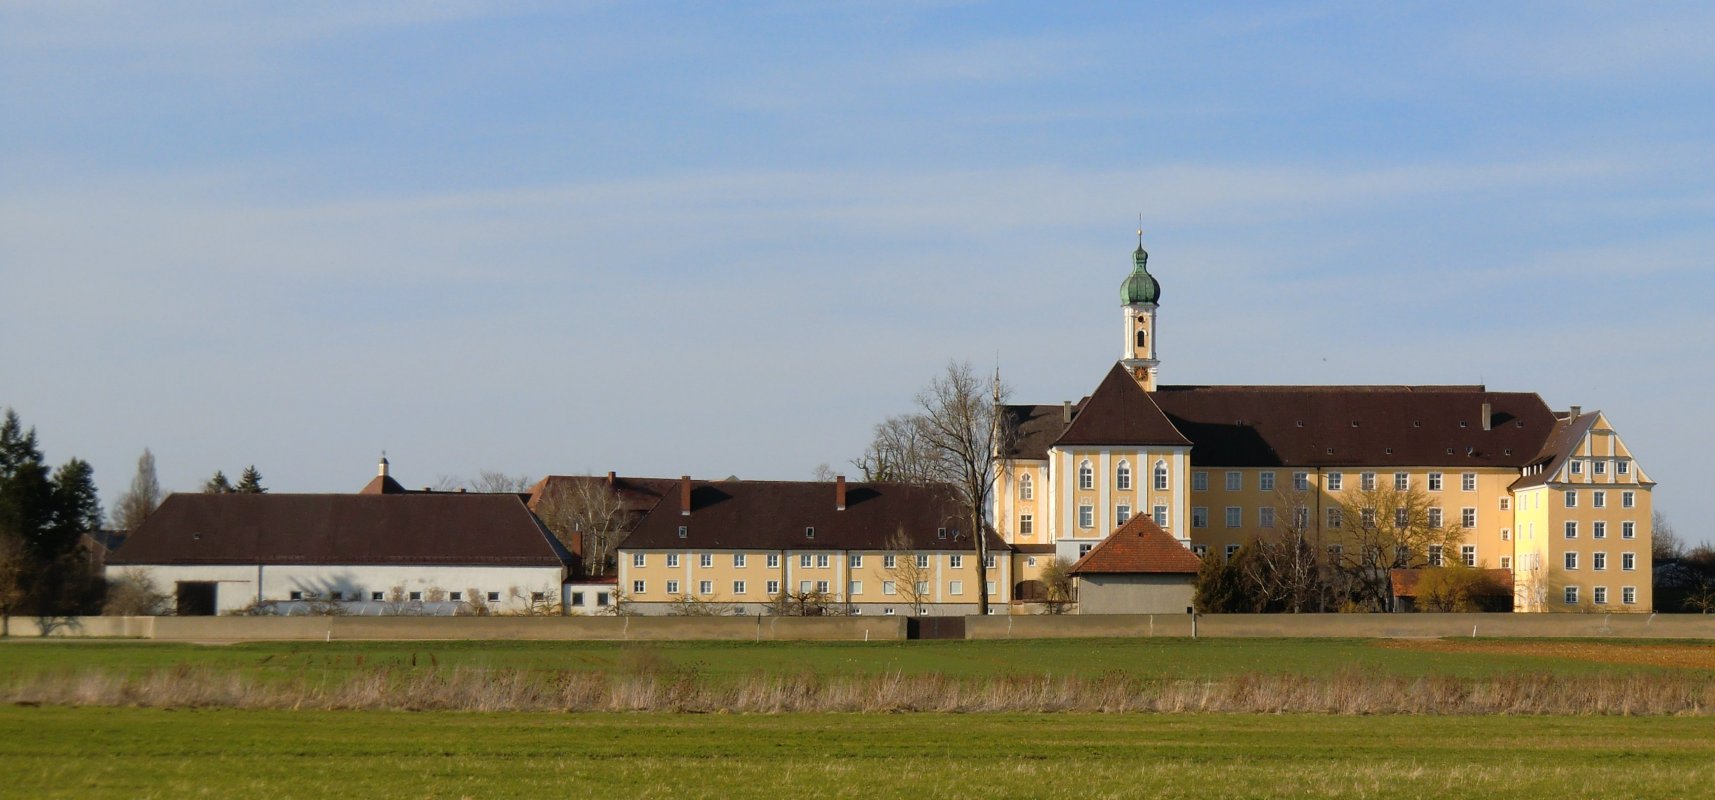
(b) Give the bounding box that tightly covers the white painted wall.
[107,563,566,615]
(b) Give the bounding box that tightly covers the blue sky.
[2,2,1711,540]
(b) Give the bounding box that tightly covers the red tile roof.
[1067,515,1202,574]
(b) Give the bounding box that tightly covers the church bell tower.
[1119,228,1161,391]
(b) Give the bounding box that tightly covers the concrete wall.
[966,612,1715,639]
[2,615,906,642]
[108,564,566,615]
[1074,574,1195,615]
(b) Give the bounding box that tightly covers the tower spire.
[1119,227,1161,391]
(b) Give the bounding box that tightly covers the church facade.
[993,237,1656,612]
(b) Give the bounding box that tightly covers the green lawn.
[0,637,1694,682]
[4,706,1713,799]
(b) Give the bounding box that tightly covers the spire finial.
[1136,213,1143,247]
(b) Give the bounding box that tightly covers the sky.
[2,1,1712,541]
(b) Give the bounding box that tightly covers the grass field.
[5,706,1715,799]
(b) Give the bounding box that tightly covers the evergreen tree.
[1193,541,1265,613]
[203,471,233,493]
[0,409,55,556]
[234,466,266,494]
[111,449,162,531]
[48,458,102,553]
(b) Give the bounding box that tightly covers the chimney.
[1569,405,1582,419]
[680,475,692,516]
[1062,401,1073,424]
[377,456,390,477]
[606,470,616,487]
[1481,402,1492,431]
[835,475,847,511]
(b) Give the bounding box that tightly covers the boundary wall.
[965,612,1715,640]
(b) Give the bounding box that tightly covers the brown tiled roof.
[1053,364,1191,447]
[1148,384,1554,468]
[1067,515,1201,575]
[622,479,1009,553]
[108,493,572,567]
[1389,568,1513,597]
[1003,402,1082,460]
[359,474,409,495]
[1509,412,1598,490]
[1010,543,1059,554]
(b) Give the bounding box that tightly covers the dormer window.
[805,527,815,539]
[677,526,688,538]
[1413,420,1422,428]
[936,527,947,539]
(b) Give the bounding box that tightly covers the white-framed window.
[916,554,930,569]
[370,591,384,602]
[667,553,680,568]
[814,580,829,594]
[289,591,304,601]
[1153,461,1169,491]
[949,580,963,596]
[665,580,680,594]
[1428,545,1444,567]
[487,591,501,603]
[1225,544,1240,560]
[1571,460,1583,475]
[800,554,813,568]
[1565,521,1578,539]
[1564,490,1577,508]
[1461,545,1476,567]
[986,581,997,597]
[1293,472,1309,491]
[1225,507,1241,528]
[882,580,897,595]
[1593,552,1607,571]
[1019,514,1034,535]
[1593,586,1608,605]
[767,580,780,595]
[848,581,861,596]
[849,554,862,568]
[767,553,780,568]
[1593,491,1606,509]
[1327,472,1343,491]
[1226,471,1242,491]
[1395,508,1408,528]
[1594,460,1607,475]
[699,553,713,568]
[1361,508,1376,528]
[1193,545,1209,557]
[1623,586,1637,604]
[798,580,813,593]
[1617,461,1631,475]
[816,554,830,568]
[1027,557,1037,567]
[1462,472,1476,491]
[1153,505,1168,526]
[1622,491,1635,509]
[1115,505,1132,525]
[1116,461,1132,491]
[677,526,688,539]
[1079,461,1094,490]
[1259,471,1276,491]
[1192,471,1209,491]
[884,554,897,569]
[1192,507,1208,528]
[884,607,897,615]
[1019,473,1033,500]
[1361,472,1376,491]
[1079,504,1094,529]
[1593,521,1607,539]
[1078,543,1093,557]
[805,526,816,539]
[1564,586,1579,605]
[1326,507,1342,528]
[1327,543,1343,561]
[632,580,645,594]
[408,591,422,601]
[1461,508,1476,528]
[1259,507,1275,528]
[950,554,963,568]
[734,553,747,568]
[1622,552,1636,571]
[1499,497,1511,511]
[1502,529,1511,541]
[1565,552,1578,570]
[1394,472,1409,491]
[448,591,462,602]
[1500,556,1511,569]
[633,553,646,568]
[1293,506,1310,529]
[698,580,712,595]
[985,554,996,569]
[1427,472,1443,492]
[1622,521,1636,539]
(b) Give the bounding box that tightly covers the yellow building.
[994,235,1657,612]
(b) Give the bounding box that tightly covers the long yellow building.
[993,236,1656,612]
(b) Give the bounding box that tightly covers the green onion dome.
[1120,244,1160,305]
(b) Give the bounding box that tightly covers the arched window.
[1078,461,1094,491]
[1153,460,1169,491]
[1136,328,1148,350]
[1116,461,1132,491]
[1018,474,1033,500]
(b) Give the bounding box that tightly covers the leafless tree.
[766,587,843,616]
[101,567,172,616]
[1653,511,1683,562]
[912,361,1014,615]
[534,478,629,577]
[471,471,534,493]
[110,448,162,531]
[853,414,938,485]
[1039,556,1075,615]
[1328,484,1468,612]
[668,594,737,616]
[1249,486,1330,612]
[810,463,838,482]
[885,528,933,615]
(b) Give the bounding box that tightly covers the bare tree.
[101,567,172,616]
[853,414,938,485]
[1249,486,1330,612]
[1652,511,1683,562]
[810,463,838,482]
[110,448,162,531]
[534,478,629,577]
[912,361,1013,615]
[885,528,933,615]
[1328,484,1467,612]
[471,471,533,493]
[1039,556,1075,615]
[766,586,842,616]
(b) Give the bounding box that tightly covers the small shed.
[1066,516,1201,614]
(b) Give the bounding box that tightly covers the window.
[1259,471,1276,491]
[986,581,997,597]
[1327,543,1344,560]
[1394,472,1409,491]
[1622,491,1635,509]
[1193,545,1209,557]
[950,555,964,568]
[569,592,583,606]
[1500,556,1511,569]
[916,554,930,569]
[1154,462,1169,491]
[1593,552,1607,571]
[1019,474,1033,500]
[1618,461,1631,475]
[816,554,830,569]
[289,591,304,601]
[1623,586,1637,605]
[1293,506,1310,529]
[1593,521,1607,539]
[1153,505,1168,526]
[1192,471,1208,491]
[666,580,680,594]
[596,592,610,607]
[1593,586,1608,605]
[883,580,897,595]
[409,591,422,601]
[884,607,896,615]
[370,591,384,602]
[1565,552,1578,570]
[1564,586,1579,605]
[1462,473,1476,491]
[1622,552,1636,571]
[949,580,963,596]
[1361,472,1376,491]
[488,591,501,603]
[449,591,462,602]
[699,553,712,568]
[1078,544,1093,557]
[677,526,688,538]
[1225,507,1241,528]
[1428,545,1443,567]
[734,553,747,567]
[1594,460,1607,475]
[1393,546,1410,568]
[1225,544,1240,560]
[800,554,812,568]
[1027,557,1038,567]
[667,553,681,568]
[1079,461,1094,490]
[1593,491,1606,509]
[985,554,997,569]
[1395,508,1408,528]
[1461,545,1476,567]
[1564,490,1577,508]
[1571,460,1583,475]
[1115,505,1132,525]
[1565,521,1578,539]
[849,554,862,568]
[937,527,948,539]
[1502,529,1511,541]
[767,553,780,568]
[1361,508,1376,528]
[1116,461,1132,490]
[1622,521,1636,539]
[814,580,828,594]
[632,581,645,594]
[1461,508,1476,528]
[767,580,780,595]
[798,580,812,593]
[1327,472,1343,491]
[847,581,861,596]
[1427,473,1443,492]
[1293,472,1309,491]
[1259,507,1275,529]
[1192,507,1209,528]
[805,526,816,539]
[633,553,646,568]
[1019,514,1034,535]
[884,554,897,569]
[1225,471,1242,491]
[1079,504,1094,529]
[1327,507,1342,528]
[1500,497,1511,511]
